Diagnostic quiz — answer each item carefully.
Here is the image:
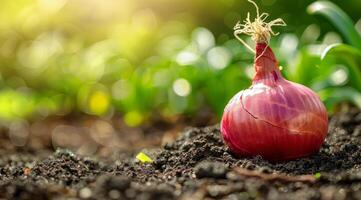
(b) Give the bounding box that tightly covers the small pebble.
[108,189,121,199]
[79,187,92,199]
[194,161,227,179]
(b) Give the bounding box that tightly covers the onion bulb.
[220,1,328,161]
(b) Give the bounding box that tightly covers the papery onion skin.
[221,43,328,161]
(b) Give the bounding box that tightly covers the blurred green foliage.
[0,0,360,125]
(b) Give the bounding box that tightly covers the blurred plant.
[301,1,361,110]
[0,0,360,124]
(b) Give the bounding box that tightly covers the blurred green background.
[1,0,361,126]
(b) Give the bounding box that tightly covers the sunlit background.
[1,0,361,155]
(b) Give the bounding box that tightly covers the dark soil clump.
[1,109,361,199]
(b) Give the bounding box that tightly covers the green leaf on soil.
[136,152,154,163]
[314,172,321,179]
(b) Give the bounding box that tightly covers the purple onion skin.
[221,43,328,161]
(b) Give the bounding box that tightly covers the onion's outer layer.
[221,43,328,161]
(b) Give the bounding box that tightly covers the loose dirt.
[1,109,361,199]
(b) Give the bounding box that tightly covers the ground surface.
[1,109,361,199]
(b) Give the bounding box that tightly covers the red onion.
[220,1,328,161]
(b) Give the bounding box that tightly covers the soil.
[1,108,361,199]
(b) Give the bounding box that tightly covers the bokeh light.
[207,47,231,70]
[173,78,191,97]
